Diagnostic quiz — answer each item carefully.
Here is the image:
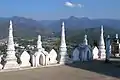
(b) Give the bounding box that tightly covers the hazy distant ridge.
[0,16,120,38]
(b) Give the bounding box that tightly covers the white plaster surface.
[92,46,99,59]
[20,51,31,67]
[48,49,58,64]
[72,48,80,61]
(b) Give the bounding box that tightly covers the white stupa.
[33,35,43,67]
[3,20,19,69]
[33,35,49,67]
[115,34,119,44]
[98,25,106,59]
[83,34,88,45]
[59,22,69,64]
[37,35,42,51]
[72,34,92,62]
[92,46,99,59]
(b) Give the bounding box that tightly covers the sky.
[0,0,120,20]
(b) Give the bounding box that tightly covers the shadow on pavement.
[66,59,120,78]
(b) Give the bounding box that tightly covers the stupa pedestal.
[98,46,106,59]
[3,59,19,69]
[59,47,70,64]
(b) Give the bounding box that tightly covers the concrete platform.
[0,60,120,80]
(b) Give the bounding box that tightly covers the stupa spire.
[7,20,15,51]
[83,34,88,45]
[98,25,106,59]
[37,35,42,50]
[60,22,66,47]
[116,34,118,39]
[59,22,69,64]
[99,25,104,46]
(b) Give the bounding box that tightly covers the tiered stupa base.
[59,55,71,64]
[3,60,19,69]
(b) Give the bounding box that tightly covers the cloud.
[77,4,84,8]
[64,1,84,8]
[64,1,75,7]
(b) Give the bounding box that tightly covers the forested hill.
[66,27,120,46]
[0,16,120,39]
[0,16,52,39]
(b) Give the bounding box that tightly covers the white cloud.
[77,4,84,8]
[64,1,84,8]
[64,1,75,7]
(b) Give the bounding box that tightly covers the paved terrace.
[0,59,120,80]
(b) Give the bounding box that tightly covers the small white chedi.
[20,50,31,67]
[98,25,106,59]
[32,35,49,67]
[48,49,58,64]
[92,46,99,59]
[72,35,92,62]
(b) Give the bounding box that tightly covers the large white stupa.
[59,22,69,64]
[98,25,106,59]
[3,20,19,69]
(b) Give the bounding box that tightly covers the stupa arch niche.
[39,54,45,66]
[72,48,80,61]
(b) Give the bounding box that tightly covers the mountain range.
[0,16,120,39]
[41,16,120,31]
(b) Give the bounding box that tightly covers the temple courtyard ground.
[0,59,120,80]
